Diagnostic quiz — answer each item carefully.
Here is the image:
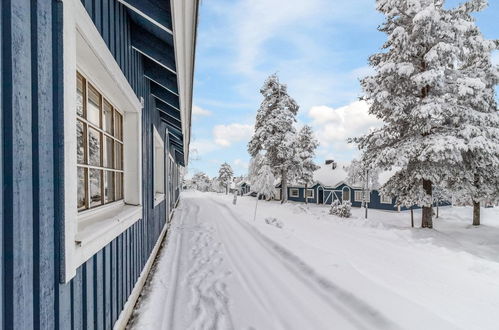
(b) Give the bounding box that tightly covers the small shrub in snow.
[265,217,283,229]
[329,201,352,218]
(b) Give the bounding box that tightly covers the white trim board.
[61,0,143,282]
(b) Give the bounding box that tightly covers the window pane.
[115,142,123,170]
[104,171,115,203]
[87,84,101,127]
[89,169,102,208]
[114,111,123,141]
[103,136,114,168]
[77,120,86,164]
[77,167,87,211]
[103,100,113,134]
[88,127,101,166]
[76,75,85,118]
[116,172,123,200]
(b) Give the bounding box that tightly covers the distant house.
[275,161,412,211]
[236,180,251,195]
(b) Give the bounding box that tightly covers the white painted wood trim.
[171,0,199,164]
[117,0,174,35]
[61,0,143,282]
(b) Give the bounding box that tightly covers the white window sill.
[74,203,142,267]
[154,193,165,207]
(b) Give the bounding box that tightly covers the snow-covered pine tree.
[248,153,265,188]
[191,172,211,192]
[354,0,498,228]
[345,159,380,218]
[252,164,277,200]
[442,0,499,226]
[218,162,234,194]
[296,125,319,204]
[248,74,300,203]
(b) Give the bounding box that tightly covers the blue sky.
[188,0,499,178]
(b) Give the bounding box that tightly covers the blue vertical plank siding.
[1,0,188,328]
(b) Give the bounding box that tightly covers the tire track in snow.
[210,197,397,330]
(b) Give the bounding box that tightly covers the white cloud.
[213,123,253,147]
[189,138,220,157]
[233,158,249,170]
[308,101,382,151]
[192,105,212,117]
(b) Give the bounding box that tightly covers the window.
[354,191,370,203]
[77,73,124,212]
[306,189,314,198]
[61,8,144,282]
[342,187,351,202]
[290,188,299,198]
[154,127,165,206]
[381,195,392,204]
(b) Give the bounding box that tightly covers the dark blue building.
[277,163,403,211]
[1,0,198,328]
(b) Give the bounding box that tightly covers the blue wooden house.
[1,0,198,329]
[277,162,404,211]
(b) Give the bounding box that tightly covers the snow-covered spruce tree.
[345,159,380,218]
[296,125,320,204]
[218,162,234,194]
[248,74,300,203]
[191,172,211,192]
[252,164,277,200]
[354,0,499,228]
[442,0,499,226]
[248,153,265,188]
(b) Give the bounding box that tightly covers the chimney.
[325,159,337,169]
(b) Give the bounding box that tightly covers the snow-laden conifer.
[218,162,234,194]
[345,159,380,218]
[354,0,499,228]
[296,125,320,204]
[248,74,300,203]
[252,164,277,201]
[248,153,266,188]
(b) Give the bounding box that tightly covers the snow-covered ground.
[129,191,499,330]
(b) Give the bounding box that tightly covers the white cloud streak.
[308,100,382,152]
[213,123,254,147]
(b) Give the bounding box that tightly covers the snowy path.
[130,193,395,330]
[130,192,499,330]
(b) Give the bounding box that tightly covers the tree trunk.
[226,185,228,195]
[411,208,414,228]
[421,179,433,228]
[473,201,480,226]
[305,183,308,205]
[281,170,288,204]
[436,201,439,219]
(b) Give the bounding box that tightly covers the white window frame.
[290,188,299,198]
[154,127,166,206]
[62,0,143,282]
[354,190,371,203]
[381,195,392,204]
[306,189,314,199]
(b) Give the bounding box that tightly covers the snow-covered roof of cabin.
[313,163,349,188]
[313,162,396,189]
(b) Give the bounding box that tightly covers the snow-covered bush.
[329,201,352,218]
[265,217,283,229]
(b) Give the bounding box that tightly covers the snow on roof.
[313,163,349,188]
[313,162,396,188]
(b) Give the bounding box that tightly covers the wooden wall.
[1,0,179,329]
